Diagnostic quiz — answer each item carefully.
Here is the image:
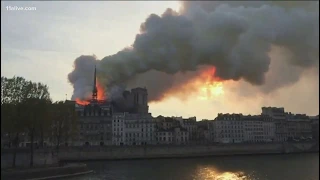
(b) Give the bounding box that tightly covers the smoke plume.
[68,1,319,102]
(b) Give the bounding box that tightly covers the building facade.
[121,87,149,114]
[262,107,288,142]
[261,107,286,120]
[75,101,113,146]
[156,127,189,145]
[286,114,312,140]
[242,115,265,143]
[213,114,245,143]
[196,120,212,144]
[179,117,198,143]
[112,113,156,145]
[310,115,319,140]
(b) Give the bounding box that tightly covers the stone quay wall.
[1,149,58,169]
[1,163,92,180]
[58,142,319,161]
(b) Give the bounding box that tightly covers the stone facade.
[58,142,319,161]
[213,114,245,143]
[196,120,212,144]
[1,150,58,169]
[112,113,156,145]
[156,127,189,145]
[286,114,312,139]
[180,117,198,142]
[310,116,319,140]
[213,113,277,143]
[261,107,286,120]
[74,101,113,146]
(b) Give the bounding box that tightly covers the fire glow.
[197,67,224,100]
[150,66,225,102]
[75,78,106,105]
[96,80,106,100]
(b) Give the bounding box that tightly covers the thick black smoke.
[68,1,319,101]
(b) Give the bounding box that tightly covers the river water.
[66,153,319,180]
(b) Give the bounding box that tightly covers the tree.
[1,76,52,167]
[1,76,31,104]
[50,101,77,154]
[21,82,51,167]
[1,76,31,168]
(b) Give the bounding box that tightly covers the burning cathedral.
[72,66,150,146]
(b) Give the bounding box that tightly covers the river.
[66,153,319,180]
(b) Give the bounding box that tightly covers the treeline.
[1,76,78,168]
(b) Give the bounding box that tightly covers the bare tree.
[1,76,31,167]
[22,82,51,167]
[1,76,52,167]
[50,101,77,154]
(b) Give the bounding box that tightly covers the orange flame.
[96,80,106,100]
[150,66,224,103]
[75,78,107,105]
[75,98,90,105]
[197,67,224,100]
[199,67,222,82]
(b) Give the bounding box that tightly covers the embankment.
[58,141,319,161]
[1,163,92,180]
[1,149,58,169]
[1,149,93,180]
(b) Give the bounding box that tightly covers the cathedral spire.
[92,65,97,100]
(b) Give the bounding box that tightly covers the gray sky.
[1,1,319,119]
[1,1,180,99]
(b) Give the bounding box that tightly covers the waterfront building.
[72,66,114,146]
[274,121,288,142]
[261,107,286,121]
[213,113,245,143]
[242,115,266,143]
[75,101,113,146]
[112,112,126,145]
[262,107,289,142]
[196,120,212,144]
[156,127,189,145]
[261,115,276,142]
[286,114,312,140]
[179,117,198,142]
[171,116,183,121]
[155,117,180,130]
[112,113,156,145]
[310,115,319,140]
[213,113,277,143]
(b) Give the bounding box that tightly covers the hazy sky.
[1,1,319,119]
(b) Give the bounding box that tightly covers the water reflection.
[195,166,251,180]
[64,153,318,180]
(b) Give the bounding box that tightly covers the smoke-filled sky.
[1,1,319,119]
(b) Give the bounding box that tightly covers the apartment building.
[75,101,113,146]
[112,113,156,145]
[286,114,312,140]
[179,117,198,142]
[310,115,319,140]
[242,115,265,142]
[213,113,245,143]
[196,120,212,144]
[156,127,189,145]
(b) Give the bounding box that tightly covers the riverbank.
[1,163,93,180]
[58,142,319,161]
